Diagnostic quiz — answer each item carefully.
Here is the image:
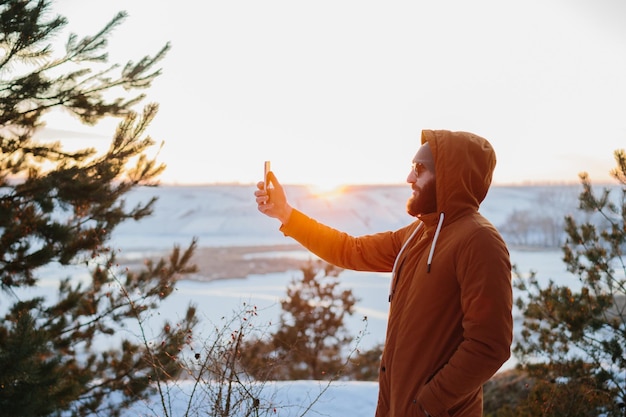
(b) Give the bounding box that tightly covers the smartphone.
[263,161,271,191]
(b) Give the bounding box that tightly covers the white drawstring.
[427,212,445,272]
[388,212,446,302]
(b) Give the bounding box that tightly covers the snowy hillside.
[111,183,585,252]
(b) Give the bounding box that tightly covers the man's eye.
[412,162,426,175]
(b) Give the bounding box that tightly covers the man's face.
[406,142,437,217]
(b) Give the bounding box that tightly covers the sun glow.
[307,182,347,199]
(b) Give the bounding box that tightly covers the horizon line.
[155,178,613,188]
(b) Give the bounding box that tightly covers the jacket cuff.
[278,208,299,235]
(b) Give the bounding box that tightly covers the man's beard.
[406,178,437,217]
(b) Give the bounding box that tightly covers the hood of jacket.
[421,130,496,222]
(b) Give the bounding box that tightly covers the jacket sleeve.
[418,226,513,416]
[279,208,415,273]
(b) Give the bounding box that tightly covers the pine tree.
[240,260,358,380]
[0,1,198,416]
[512,149,626,416]
[275,261,356,380]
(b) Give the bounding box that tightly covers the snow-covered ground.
[10,183,602,416]
[121,380,380,417]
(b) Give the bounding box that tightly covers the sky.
[40,0,626,189]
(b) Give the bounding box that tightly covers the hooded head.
[417,130,496,220]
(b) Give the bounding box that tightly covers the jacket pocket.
[412,399,451,417]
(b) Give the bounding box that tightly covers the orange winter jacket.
[279,130,512,417]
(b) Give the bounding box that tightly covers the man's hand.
[254,171,293,224]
